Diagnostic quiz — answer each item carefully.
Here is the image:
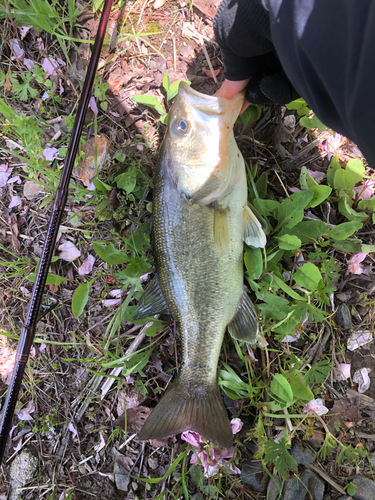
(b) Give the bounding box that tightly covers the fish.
[133,82,266,448]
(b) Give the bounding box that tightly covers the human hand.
[215,78,251,114]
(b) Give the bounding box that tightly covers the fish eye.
[175,118,189,135]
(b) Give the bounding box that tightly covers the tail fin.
[138,376,233,448]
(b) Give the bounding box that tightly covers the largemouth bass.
[134,83,266,448]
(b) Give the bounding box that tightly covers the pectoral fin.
[227,288,258,344]
[133,274,170,319]
[214,205,229,255]
[243,205,267,248]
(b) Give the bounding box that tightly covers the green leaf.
[361,244,375,253]
[306,184,332,208]
[93,242,129,265]
[72,280,94,317]
[239,104,261,130]
[326,156,341,188]
[330,221,363,240]
[338,196,368,221]
[293,262,322,291]
[93,178,111,192]
[124,348,153,376]
[253,198,279,218]
[116,171,137,194]
[255,172,268,199]
[304,359,331,385]
[122,256,152,279]
[334,169,356,192]
[275,191,314,230]
[276,234,301,250]
[145,320,164,337]
[131,94,165,116]
[28,273,67,286]
[286,221,327,243]
[346,158,365,184]
[285,98,307,110]
[258,293,290,320]
[332,238,362,253]
[288,374,314,402]
[162,71,170,92]
[271,374,294,403]
[273,275,305,301]
[244,247,263,280]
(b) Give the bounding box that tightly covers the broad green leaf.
[326,156,341,188]
[72,280,95,317]
[275,191,314,230]
[162,71,170,92]
[286,220,327,243]
[93,178,111,192]
[255,172,268,199]
[346,158,365,184]
[285,98,306,110]
[244,247,263,280]
[273,275,305,301]
[334,169,356,192]
[239,104,261,130]
[93,242,129,265]
[116,172,137,194]
[124,348,153,376]
[28,273,67,286]
[276,234,301,250]
[271,373,294,403]
[288,374,314,402]
[253,198,279,218]
[332,238,362,253]
[306,185,332,208]
[299,166,311,190]
[258,293,290,320]
[122,256,152,279]
[293,262,322,291]
[338,196,368,221]
[145,320,164,337]
[330,221,363,240]
[362,244,375,253]
[131,94,165,116]
[357,197,375,211]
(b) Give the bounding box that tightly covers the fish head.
[164,82,244,203]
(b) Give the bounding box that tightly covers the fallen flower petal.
[126,375,135,384]
[230,418,243,435]
[68,422,78,439]
[181,430,201,448]
[42,57,65,79]
[19,26,31,39]
[58,241,81,262]
[8,175,22,184]
[13,439,23,452]
[9,196,22,209]
[247,344,259,362]
[109,289,122,298]
[304,398,329,416]
[347,330,373,351]
[333,363,351,382]
[9,425,17,439]
[23,58,34,71]
[37,38,44,51]
[20,286,31,296]
[347,252,368,275]
[17,401,35,421]
[39,343,47,353]
[59,78,64,96]
[78,255,95,276]
[353,368,371,393]
[307,169,325,184]
[42,147,58,162]
[0,171,11,187]
[10,39,24,59]
[280,333,301,343]
[102,298,121,307]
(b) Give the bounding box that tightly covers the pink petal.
[13,439,23,452]
[42,57,64,79]
[109,289,122,298]
[348,252,368,265]
[274,427,286,443]
[23,58,34,71]
[303,398,329,416]
[333,363,351,381]
[89,97,98,114]
[153,0,167,9]
[181,430,201,448]
[17,401,35,421]
[42,91,49,101]
[78,255,95,275]
[230,418,243,435]
[0,171,11,187]
[126,375,135,384]
[347,331,373,351]
[140,272,152,282]
[247,344,259,362]
[68,422,78,439]
[58,241,81,262]
[39,343,47,353]
[42,147,58,161]
[19,26,31,39]
[59,78,64,96]
[8,175,22,184]
[307,169,325,184]
[10,39,24,59]
[9,196,22,209]
[280,332,301,343]
[102,298,121,307]
[9,425,17,439]
[0,347,16,385]
[20,286,31,296]
[37,38,44,51]
[353,368,371,393]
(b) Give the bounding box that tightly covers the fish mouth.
[178,81,244,117]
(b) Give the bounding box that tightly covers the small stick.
[200,39,217,84]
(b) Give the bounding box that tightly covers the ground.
[0,1,375,500]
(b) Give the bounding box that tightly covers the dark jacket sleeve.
[214,0,375,166]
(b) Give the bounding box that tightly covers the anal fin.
[214,205,230,255]
[133,274,170,320]
[138,376,233,448]
[243,204,267,248]
[227,288,259,344]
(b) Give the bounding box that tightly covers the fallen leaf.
[24,181,42,199]
[58,241,81,262]
[114,406,152,434]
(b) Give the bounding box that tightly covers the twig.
[305,463,346,495]
[137,0,149,26]
[200,39,217,84]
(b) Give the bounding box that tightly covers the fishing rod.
[0,0,113,464]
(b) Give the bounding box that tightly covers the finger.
[215,78,251,99]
